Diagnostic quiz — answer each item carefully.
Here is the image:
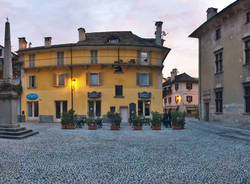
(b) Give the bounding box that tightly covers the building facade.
[190,0,250,123]
[162,69,198,116]
[18,22,170,123]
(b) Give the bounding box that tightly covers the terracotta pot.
[61,124,75,129]
[133,126,142,130]
[88,125,97,130]
[172,125,184,130]
[152,126,161,130]
[110,125,120,130]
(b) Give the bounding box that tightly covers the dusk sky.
[0,0,236,78]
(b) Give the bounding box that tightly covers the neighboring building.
[162,69,198,116]
[17,22,170,123]
[0,45,20,80]
[190,0,250,123]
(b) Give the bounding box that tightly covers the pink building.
[163,69,199,116]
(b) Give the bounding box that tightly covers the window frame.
[244,84,250,113]
[90,50,98,64]
[55,101,67,120]
[215,27,221,41]
[29,54,35,68]
[56,51,64,66]
[90,73,99,86]
[138,100,151,118]
[186,83,192,90]
[175,83,179,91]
[246,11,250,24]
[215,89,223,113]
[115,85,123,97]
[28,75,36,89]
[27,101,39,120]
[186,96,193,103]
[215,51,223,73]
[0,48,2,57]
[245,40,250,64]
[88,100,101,117]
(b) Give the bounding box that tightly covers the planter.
[61,124,75,129]
[172,125,184,130]
[152,126,161,130]
[110,125,120,130]
[88,125,97,130]
[133,126,142,130]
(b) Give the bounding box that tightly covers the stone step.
[0,131,39,139]
[0,127,26,132]
[0,129,32,136]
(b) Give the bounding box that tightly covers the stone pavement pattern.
[0,120,249,184]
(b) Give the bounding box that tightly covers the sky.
[0,0,236,78]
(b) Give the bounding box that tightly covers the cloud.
[0,0,237,78]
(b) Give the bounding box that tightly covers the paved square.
[0,120,249,184]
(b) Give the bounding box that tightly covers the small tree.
[151,111,162,127]
[61,109,77,126]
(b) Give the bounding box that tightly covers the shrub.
[151,111,163,127]
[107,111,121,126]
[171,111,186,126]
[132,116,144,126]
[61,109,77,126]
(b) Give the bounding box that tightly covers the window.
[0,48,2,57]
[186,83,192,90]
[27,101,39,119]
[110,106,115,112]
[141,52,148,63]
[164,98,167,104]
[137,73,152,86]
[215,52,223,73]
[56,52,64,66]
[246,11,250,24]
[215,27,221,40]
[215,90,223,113]
[175,83,179,91]
[108,39,119,44]
[115,85,123,97]
[55,101,67,119]
[29,54,35,67]
[138,100,150,117]
[245,40,250,64]
[86,72,102,86]
[244,85,250,113]
[53,73,67,87]
[168,97,171,104]
[90,50,98,64]
[28,75,36,88]
[186,96,193,103]
[88,100,101,117]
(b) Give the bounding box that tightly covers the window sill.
[54,85,65,88]
[214,71,224,75]
[114,71,124,74]
[214,112,223,115]
[114,96,124,98]
[242,113,250,115]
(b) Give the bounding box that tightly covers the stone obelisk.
[0,19,19,128]
[0,20,38,139]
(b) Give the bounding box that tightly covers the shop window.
[55,101,67,119]
[138,100,150,117]
[27,101,39,119]
[88,100,101,117]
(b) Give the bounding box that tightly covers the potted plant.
[107,111,121,130]
[61,109,77,129]
[87,111,97,130]
[151,111,162,130]
[171,111,186,130]
[132,116,143,130]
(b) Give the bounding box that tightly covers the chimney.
[18,37,27,50]
[78,28,86,41]
[171,68,178,81]
[28,42,32,48]
[44,37,52,47]
[155,21,163,46]
[207,8,217,20]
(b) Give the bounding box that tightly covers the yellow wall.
[21,47,164,122]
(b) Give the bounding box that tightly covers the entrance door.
[27,101,39,120]
[120,107,128,123]
[55,101,67,121]
[204,103,209,121]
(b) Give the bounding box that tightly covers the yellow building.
[17,22,170,123]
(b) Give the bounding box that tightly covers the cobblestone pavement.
[0,120,249,184]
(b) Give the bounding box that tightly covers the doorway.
[204,102,209,121]
[120,107,128,123]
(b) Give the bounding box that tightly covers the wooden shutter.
[64,73,69,86]
[34,76,37,88]
[148,51,152,65]
[86,72,90,85]
[28,76,31,88]
[137,50,141,64]
[98,72,103,86]
[136,73,140,86]
[149,73,152,86]
[53,74,57,87]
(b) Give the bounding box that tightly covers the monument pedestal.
[0,83,38,139]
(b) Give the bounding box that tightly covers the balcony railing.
[22,55,162,69]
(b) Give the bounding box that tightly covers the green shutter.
[149,73,152,86]
[148,51,152,65]
[137,50,141,64]
[136,73,140,86]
